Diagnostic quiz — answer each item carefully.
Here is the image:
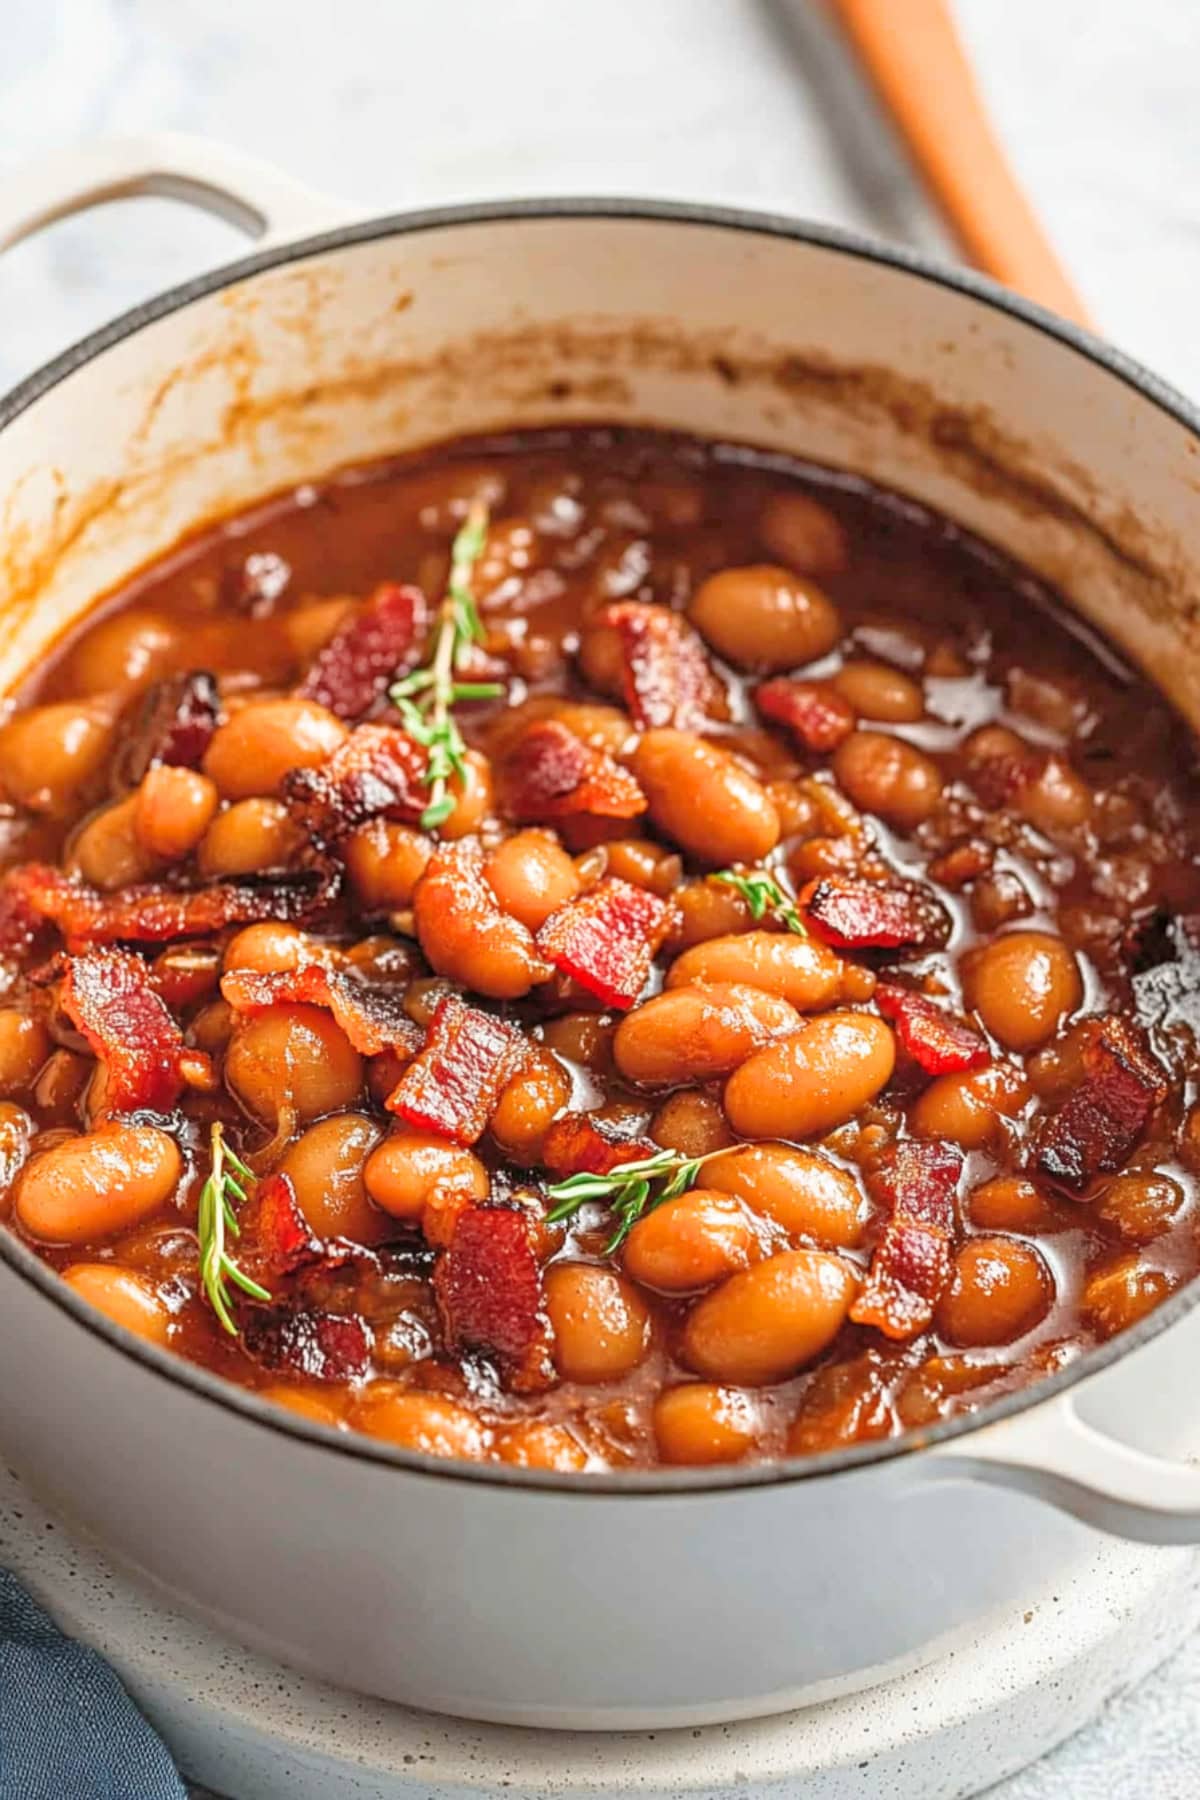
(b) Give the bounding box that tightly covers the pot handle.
[0,132,350,257]
[929,1391,1200,1544]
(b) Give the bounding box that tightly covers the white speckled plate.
[3,1458,1199,1799]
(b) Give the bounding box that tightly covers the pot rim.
[3,193,1199,1497]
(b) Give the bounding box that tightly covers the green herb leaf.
[197,1123,270,1336]
[545,1145,727,1252]
[388,498,500,834]
[712,867,807,936]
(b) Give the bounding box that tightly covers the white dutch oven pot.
[2,136,1200,1731]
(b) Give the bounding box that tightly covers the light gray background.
[2,3,1199,1794]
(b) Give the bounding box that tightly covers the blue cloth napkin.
[0,1569,186,1799]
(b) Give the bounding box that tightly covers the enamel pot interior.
[3,205,1200,1728]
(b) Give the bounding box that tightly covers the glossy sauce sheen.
[2,426,1200,1473]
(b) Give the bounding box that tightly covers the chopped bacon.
[297,582,429,720]
[875,983,988,1076]
[284,723,428,848]
[596,602,724,730]
[852,1140,963,1340]
[798,875,950,951]
[434,1205,554,1391]
[240,1307,373,1382]
[59,947,187,1114]
[4,862,336,946]
[854,1224,954,1342]
[385,994,529,1145]
[120,671,221,783]
[221,963,422,1058]
[499,719,645,823]
[1035,1016,1167,1194]
[536,877,671,1009]
[541,1110,659,1179]
[235,1171,326,1289]
[754,678,855,754]
[868,1139,962,1233]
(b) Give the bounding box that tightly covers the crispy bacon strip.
[5,863,336,946]
[386,994,529,1145]
[875,983,989,1076]
[754,678,855,754]
[499,719,645,823]
[596,601,723,730]
[240,1307,373,1382]
[851,1140,963,1340]
[283,723,428,847]
[434,1205,554,1391]
[59,947,187,1113]
[541,1110,659,1179]
[297,582,429,719]
[221,963,422,1058]
[536,877,671,1010]
[799,876,950,951]
[1035,1016,1167,1194]
[120,671,221,783]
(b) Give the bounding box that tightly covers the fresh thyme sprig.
[713,866,807,935]
[197,1122,270,1336]
[390,499,503,830]
[545,1146,729,1252]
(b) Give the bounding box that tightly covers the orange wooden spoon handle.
[827,0,1091,326]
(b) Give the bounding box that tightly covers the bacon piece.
[221,963,422,1057]
[596,602,723,730]
[240,1308,373,1382]
[536,877,671,1009]
[386,994,529,1145]
[875,983,989,1076]
[120,671,221,783]
[5,862,336,946]
[851,1140,963,1340]
[754,678,855,754]
[297,582,429,720]
[499,719,645,823]
[283,723,428,847]
[798,875,950,951]
[434,1205,554,1391]
[1035,1016,1167,1194]
[234,1170,326,1291]
[59,947,186,1114]
[541,1110,659,1179]
[868,1139,962,1233]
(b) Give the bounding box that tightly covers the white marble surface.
[3,2,1200,1795]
